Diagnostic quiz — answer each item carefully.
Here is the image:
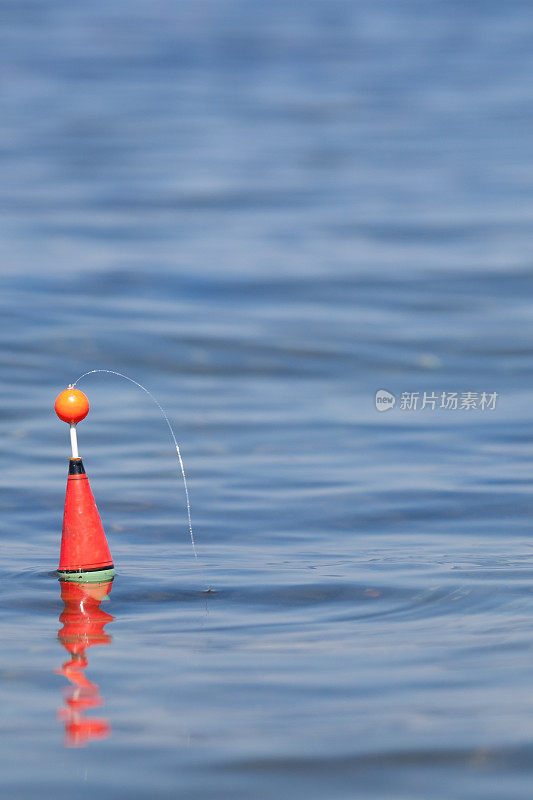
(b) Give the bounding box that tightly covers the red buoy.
[59,458,114,576]
[55,388,114,581]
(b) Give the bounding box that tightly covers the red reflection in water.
[56,579,114,747]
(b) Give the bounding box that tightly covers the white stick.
[69,423,79,459]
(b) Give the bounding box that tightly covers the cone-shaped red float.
[55,387,115,582]
[58,457,114,580]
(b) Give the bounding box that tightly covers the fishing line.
[72,369,198,561]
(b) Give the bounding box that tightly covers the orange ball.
[54,388,90,424]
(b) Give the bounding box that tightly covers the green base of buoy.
[57,566,115,583]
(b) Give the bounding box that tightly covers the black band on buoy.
[68,457,86,475]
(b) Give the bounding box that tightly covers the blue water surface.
[2,1,533,798]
